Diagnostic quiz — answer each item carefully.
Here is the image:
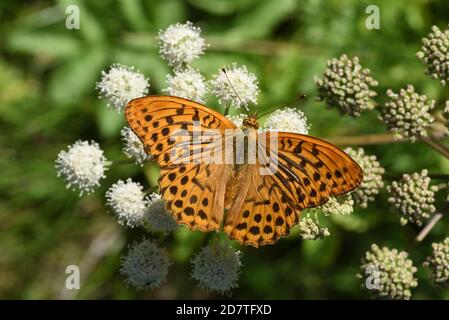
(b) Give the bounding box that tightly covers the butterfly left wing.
[224,131,363,247]
[125,95,237,232]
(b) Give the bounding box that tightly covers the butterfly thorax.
[242,116,259,130]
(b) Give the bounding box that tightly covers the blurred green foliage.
[1,0,449,299]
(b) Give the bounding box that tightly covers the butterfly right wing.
[224,131,363,247]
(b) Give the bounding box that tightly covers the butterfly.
[125,95,363,247]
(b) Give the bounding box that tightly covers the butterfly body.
[126,95,363,247]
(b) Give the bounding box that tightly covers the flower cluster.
[121,126,149,166]
[106,179,147,227]
[55,140,108,196]
[416,25,449,85]
[191,242,242,294]
[144,193,178,233]
[298,213,330,240]
[345,147,385,208]
[120,239,171,290]
[262,107,310,134]
[210,63,259,108]
[157,21,206,67]
[358,244,418,300]
[163,67,207,103]
[379,85,435,142]
[96,63,149,112]
[387,170,438,226]
[315,54,378,117]
[318,194,354,216]
[423,237,449,287]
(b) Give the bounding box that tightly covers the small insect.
[125,95,362,247]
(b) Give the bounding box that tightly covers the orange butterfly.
[125,96,363,247]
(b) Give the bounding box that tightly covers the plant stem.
[419,136,449,159]
[415,213,444,242]
[105,159,135,166]
[223,105,230,116]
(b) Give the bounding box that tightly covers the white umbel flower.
[144,193,178,233]
[121,126,149,166]
[162,67,207,103]
[106,179,147,227]
[191,242,242,294]
[96,63,149,112]
[423,237,449,287]
[358,244,418,300]
[226,114,247,128]
[262,107,310,134]
[387,170,438,226]
[210,64,259,108]
[318,194,354,216]
[120,239,171,290]
[55,140,107,196]
[379,85,435,142]
[345,147,385,208]
[157,21,206,67]
[298,213,330,240]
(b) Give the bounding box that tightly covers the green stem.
[105,158,135,166]
[223,105,231,116]
[419,136,449,159]
[415,213,443,242]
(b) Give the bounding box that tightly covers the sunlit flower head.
[157,21,206,67]
[120,239,171,290]
[262,107,310,134]
[162,67,207,103]
[317,194,354,216]
[191,242,241,294]
[298,213,330,240]
[358,244,418,300]
[417,25,449,85]
[423,237,449,287]
[144,193,178,233]
[55,140,107,196]
[345,147,385,208]
[106,178,147,227]
[226,114,247,128]
[316,54,378,117]
[96,63,149,113]
[379,85,435,142]
[121,126,149,166]
[210,63,259,108]
[387,170,438,226]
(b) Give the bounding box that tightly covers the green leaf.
[57,0,105,42]
[96,104,124,139]
[49,47,106,105]
[226,0,297,40]
[118,0,150,31]
[6,31,82,58]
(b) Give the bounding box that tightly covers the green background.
[1,0,448,299]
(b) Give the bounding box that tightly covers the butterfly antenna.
[256,94,306,120]
[221,68,250,115]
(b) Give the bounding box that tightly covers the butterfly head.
[242,115,259,129]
